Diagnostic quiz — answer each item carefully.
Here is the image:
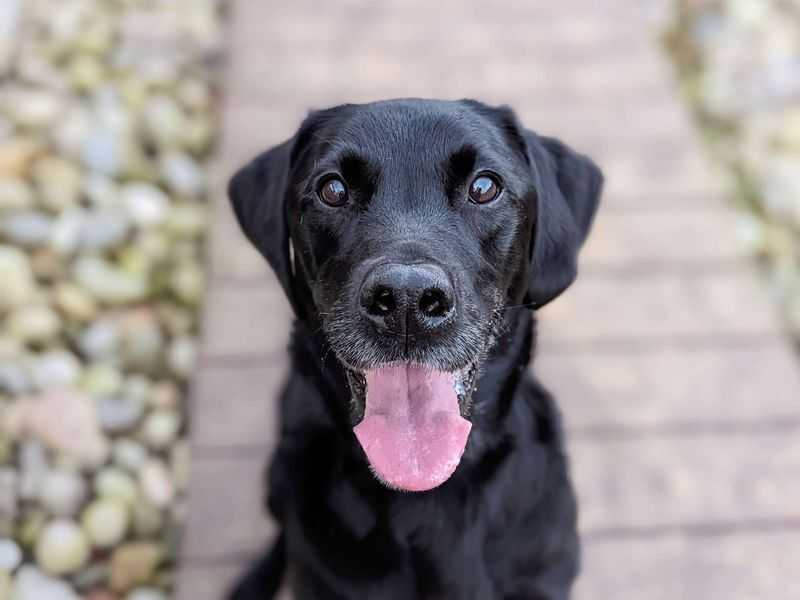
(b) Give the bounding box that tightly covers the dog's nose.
[360,263,455,334]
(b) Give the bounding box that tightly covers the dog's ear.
[523,133,603,308]
[228,137,302,315]
[460,100,602,308]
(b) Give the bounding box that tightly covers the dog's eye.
[468,174,502,204]
[318,176,348,207]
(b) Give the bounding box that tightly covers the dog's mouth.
[345,361,479,492]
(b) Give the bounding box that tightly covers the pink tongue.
[353,364,471,492]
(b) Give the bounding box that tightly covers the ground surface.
[177,1,800,598]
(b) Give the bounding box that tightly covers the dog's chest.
[322,481,522,599]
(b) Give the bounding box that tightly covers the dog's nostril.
[419,288,450,319]
[360,264,454,331]
[369,286,396,316]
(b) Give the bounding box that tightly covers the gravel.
[664,0,800,338]
[0,0,221,596]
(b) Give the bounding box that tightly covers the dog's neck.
[287,308,537,439]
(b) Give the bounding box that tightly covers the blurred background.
[1,1,799,599]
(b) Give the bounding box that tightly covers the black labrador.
[227,98,602,600]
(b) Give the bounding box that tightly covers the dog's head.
[230,99,602,492]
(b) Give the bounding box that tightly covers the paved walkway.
[177,1,800,598]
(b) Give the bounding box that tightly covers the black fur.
[228,99,602,599]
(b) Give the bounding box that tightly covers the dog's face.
[231,99,601,492]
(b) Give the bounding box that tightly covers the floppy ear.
[228,138,302,315]
[523,133,603,308]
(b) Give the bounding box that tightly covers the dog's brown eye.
[319,177,348,207]
[468,175,501,204]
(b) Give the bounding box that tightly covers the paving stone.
[226,58,683,126]
[537,269,780,345]
[227,22,652,70]
[231,45,677,97]
[181,454,275,561]
[225,2,643,50]
[581,209,745,270]
[177,562,292,600]
[598,150,727,209]
[216,103,304,175]
[183,0,800,596]
[207,198,272,282]
[191,361,287,448]
[537,340,800,428]
[571,431,800,531]
[576,532,800,600]
[176,563,246,600]
[201,283,291,358]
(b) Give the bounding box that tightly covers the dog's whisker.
[499,302,538,311]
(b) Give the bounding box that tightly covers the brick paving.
[177,1,800,598]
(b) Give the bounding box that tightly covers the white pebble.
[140,410,181,450]
[32,156,82,212]
[9,565,79,600]
[94,468,138,505]
[138,460,174,509]
[160,151,204,197]
[29,349,81,390]
[121,183,170,226]
[0,246,35,310]
[81,498,130,548]
[1,212,53,247]
[0,177,33,211]
[78,319,119,360]
[112,438,148,472]
[19,441,48,501]
[0,538,21,570]
[73,255,147,304]
[38,468,87,517]
[81,210,131,250]
[49,208,85,254]
[167,336,196,378]
[4,88,63,129]
[34,519,89,576]
[127,587,168,600]
[7,305,60,344]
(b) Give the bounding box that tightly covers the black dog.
[228,99,602,599]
